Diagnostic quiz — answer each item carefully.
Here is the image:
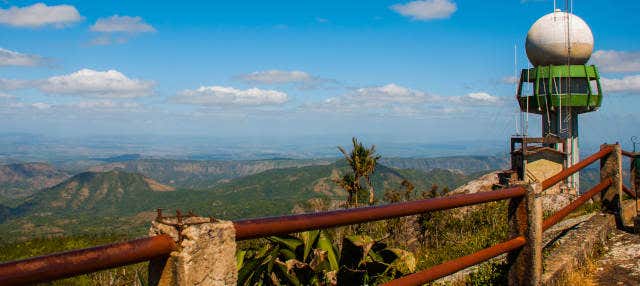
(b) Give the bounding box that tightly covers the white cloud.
[590,50,640,73]
[306,83,435,114]
[0,3,82,28]
[501,76,519,85]
[0,48,47,66]
[304,84,503,116]
[175,86,288,106]
[89,35,128,46]
[601,75,640,93]
[31,102,51,110]
[0,78,28,90]
[238,70,315,84]
[353,83,433,104]
[90,15,156,33]
[0,92,14,99]
[237,70,336,89]
[38,69,154,98]
[455,92,502,105]
[391,0,457,21]
[71,100,141,110]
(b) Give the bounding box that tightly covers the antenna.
[514,44,522,136]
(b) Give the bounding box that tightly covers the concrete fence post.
[148,215,237,286]
[508,183,543,286]
[599,144,622,221]
[632,155,640,234]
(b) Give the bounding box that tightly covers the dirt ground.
[593,228,640,286]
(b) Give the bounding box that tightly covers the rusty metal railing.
[383,178,613,286]
[383,236,527,286]
[0,145,622,285]
[234,186,526,240]
[541,146,614,190]
[622,149,636,158]
[0,235,176,286]
[384,146,616,285]
[623,184,636,199]
[0,187,526,285]
[543,178,613,231]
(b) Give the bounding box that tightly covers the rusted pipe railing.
[0,235,176,286]
[541,146,614,190]
[384,177,614,286]
[623,184,636,199]
[382,236,526,286]
[622,150,636,158]
[542,178,612,231]
[234,186,525,240]
[0,146,620,285]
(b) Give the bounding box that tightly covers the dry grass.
[558,259,598,286]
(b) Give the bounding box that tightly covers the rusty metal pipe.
[622,150,636,158]
[385,178,613,286]
[623,184,636,199]
[382,236,526,286]
[234,186,526,240]
[542,178,612,231]
[0,234,176,286]
[541,146,614,190]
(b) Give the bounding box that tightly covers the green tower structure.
[515,10,603,191]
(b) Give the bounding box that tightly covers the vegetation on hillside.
[0,138,515,285]
[235,138,511,285]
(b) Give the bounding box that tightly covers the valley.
[0,155,503,241]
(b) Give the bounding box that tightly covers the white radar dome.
[525,10,594,66]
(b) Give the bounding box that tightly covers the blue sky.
[0,0,639,149]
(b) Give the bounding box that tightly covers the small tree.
[337,137,381,206]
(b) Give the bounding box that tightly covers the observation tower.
[513,9,602,191]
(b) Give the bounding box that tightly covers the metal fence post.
[508,183,542,286]
[148,216,237,286]
[599,144,622,222]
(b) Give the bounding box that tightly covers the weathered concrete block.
[149,217,237,286]
[541,213,616,285]
[508,183,542,286]
[599,144,622,215]
[621,199,640,228]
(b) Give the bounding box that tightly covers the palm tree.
[338,137,381,206]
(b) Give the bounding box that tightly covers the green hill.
[87,158,332,189]
[0,161,477,241]
[380,155,508,174]
[0,163,69,202]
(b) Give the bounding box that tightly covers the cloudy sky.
[0,0,638,147]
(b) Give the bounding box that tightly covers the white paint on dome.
[525,11,594,66]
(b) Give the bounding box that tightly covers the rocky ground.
[593,228,640,286]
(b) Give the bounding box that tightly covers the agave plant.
[237,230,338,286]
[338,235,416,285]
[237,231,415,286]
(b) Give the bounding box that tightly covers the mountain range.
[0,163,70,204]
[0,159,489,241]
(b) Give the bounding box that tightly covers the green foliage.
[467,260,509,285]
[337,137,381,206]
[237,230,339,286]
[338,235,416,285]
[86,158,332,189]
[419,201,509,268]
[238,231,415,286]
